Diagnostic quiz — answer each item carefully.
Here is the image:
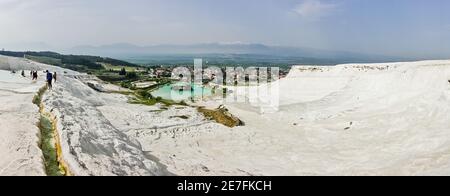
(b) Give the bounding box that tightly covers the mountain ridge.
[65,43,404,63]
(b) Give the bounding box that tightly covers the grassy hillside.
[0,51,139,72]
[24,55,62,65]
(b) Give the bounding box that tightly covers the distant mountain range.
[64,43,409,65]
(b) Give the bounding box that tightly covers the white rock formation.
[0,57,45,176]
[0,55,170,176]
[2,54,450,176]
[135,60,450,176]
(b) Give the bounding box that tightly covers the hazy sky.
[0,0,449,58]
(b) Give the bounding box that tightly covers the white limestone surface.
[3,54,450,176]
[134,60,450,176]
[0,57,45,176]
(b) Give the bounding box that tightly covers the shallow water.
[151,83,213,101]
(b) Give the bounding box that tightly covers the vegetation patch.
[32,86,48,106]
[170,115,190,120]
[148,109,166,113]
[1,50,138,72]
[127,88,188,107]
[102,63,143,72]
[109,91,135,96]
[38,114,65,176]
[198,105,244,128]
[96,74,127,82]
[25,55,62,65]
[33,85,69,176]
[129,94,178,106]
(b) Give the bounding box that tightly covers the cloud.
[293,0,337,19]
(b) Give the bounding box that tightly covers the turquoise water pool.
[151,83,214,101]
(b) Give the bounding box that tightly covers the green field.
[25,55,62,65]
[101,63,145,72]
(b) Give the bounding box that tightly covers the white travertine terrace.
[2,54,450,176]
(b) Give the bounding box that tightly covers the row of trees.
[119,68,138,79]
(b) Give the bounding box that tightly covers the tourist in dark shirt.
[46,70,53,90]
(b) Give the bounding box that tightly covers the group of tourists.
[30,71,39,80]
[21,70,57,89]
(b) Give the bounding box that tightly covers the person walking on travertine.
[53,72,57,83]
[46,70,53,90]
[32,71,38,80]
